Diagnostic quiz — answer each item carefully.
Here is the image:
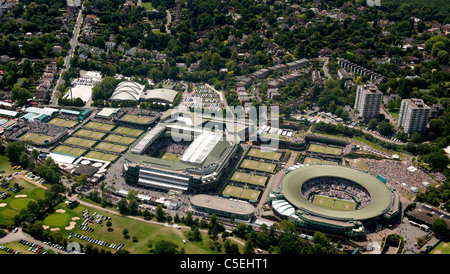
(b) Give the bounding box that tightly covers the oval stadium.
[268,165,401,239]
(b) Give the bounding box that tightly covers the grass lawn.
[85,151,118,162]
[48,118,79,128]
[84,121,115,132]
[430,241,450,254]
[42,202,237,254]
[113,126,144,137]
[53,145,87,157]
[0,178,46,226]
[20,132,53,143]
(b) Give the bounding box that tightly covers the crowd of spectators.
[146,137,191,158]
[363,159,436,194]
[301,176,372,209]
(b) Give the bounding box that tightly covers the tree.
[432,219,448,237]
[377,120,394,136]
[117,199,129,215]
[57,56,65,68]
[155,204,165,222]
[153,240,179,254]
[367,118,378,130]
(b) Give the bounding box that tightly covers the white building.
[398,98,430,134]
[354,84,382,121]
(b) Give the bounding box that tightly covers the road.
[321,57,332,80]
[50,5,84,105]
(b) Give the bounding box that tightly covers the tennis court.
[64,137,96,148]
[85,151,118,162]
[53,145,86,157]
[20,132,53,143]
[48,118,78,128]
[240,159,276,173]
[74,129,106,140]
[113,126,144,137]
[95,142,128,153]
[307,144,342,155]
[312,195,356,211]
[104,134,136,145]
[230,171,268,186]
[83,121,115,132]
[221,185,260,201]
[120,114,153,124]
[247,148,282,161]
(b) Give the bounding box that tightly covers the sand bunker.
[65,221,76,230]
[15,194,27,198]
[72,217,80,220]
[0,203,7,207]
[50,228,60,231]
[56,209,66,213]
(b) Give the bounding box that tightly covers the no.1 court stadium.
[269,165,401,238]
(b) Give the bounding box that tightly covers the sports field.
[64,137,97,148]
[53,145,86,157]
[240,159,276,173]
[120,114,153,124]
[159,152,180,162]
[20,132,53,143]
[104,134,136,145]
[48,118,78,128]
[84,121,115,132]
[247,148,282,161]
[113,126,144,137]
[95,142,128,153]
[85,151,118,162]
[230,171,267,186]
[303,157,339,165]
[308,144,342,155]
[74,129,107,140]
[312,195,356,211]
[221,185,260,201]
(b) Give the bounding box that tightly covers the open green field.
[308,144,342,155]
[141,2,154,10]
[65,137,97,148]
[85,151,118,162]
[48,118,79,128]
[20,132,53,143]
[40,202,237,254]
[0,178,46,226]
[104,134,136,145]
[230,171,267,186]
[84,121,115,132]
[74,129,107,140]
[95,142,128,153]
[430,241,450,254]
[247,148,282,161]
[120,114,153,124]
[113,126,144,137]
[240,159,276,173]
[303,157,339,165]
[312,195,356,211]
[221,185,260,201]
[53,145,86,157]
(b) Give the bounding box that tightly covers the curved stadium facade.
[268,165,401,238]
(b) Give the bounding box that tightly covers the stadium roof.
[281,165,393,221]
[140,88,179,104]
[110,81,144,101]
[191,194,255,216]
[130,123,166,154]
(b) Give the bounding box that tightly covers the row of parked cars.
[18,239,48,254]
[72,231,124,250]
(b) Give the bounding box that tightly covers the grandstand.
[268,165,401,238]
[124,120,238,193]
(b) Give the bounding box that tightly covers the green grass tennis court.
[113,126,144,137]
[221,185,261,201]
[95,142,128,153]
[20,132,53,143]
[312,195,356,211]
[119,114,153,124]
[64,137,97,148]
[307,144,342,155]
[74,129,107,140]
[230,171,268,186]
[85,151,118,162]
[247,148,282,161]
[104,134,136,145]
[239,159,276,173]
[83,121,115,132]
[47,118,79,128]
[53,145,86,156]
